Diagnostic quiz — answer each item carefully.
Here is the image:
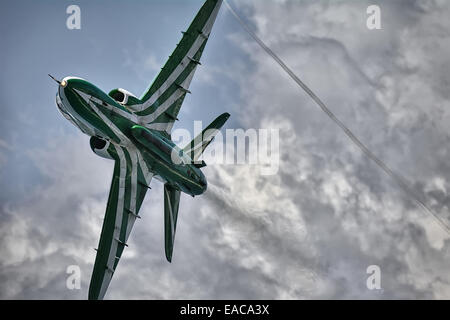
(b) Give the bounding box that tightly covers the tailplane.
[183,112,230,162]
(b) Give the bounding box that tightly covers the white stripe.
[131,0,222,113]
[184,129,218,153]
[144,122,172,131]
[138,67,197,124]
[132,43,201,112]
[137,152,153,186]
[165,121,176,134]
[81,89,154,187]
[75,90,137,145]
[81,89,154,185]
[80,90,154,299]
[58,89,98,136]
[90,95,138,123]
[125,150,138,241]
[98,145,126,299]
[76,90,158,174]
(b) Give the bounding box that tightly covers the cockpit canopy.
[108,88,140,106]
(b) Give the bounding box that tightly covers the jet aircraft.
[50,0,226,299]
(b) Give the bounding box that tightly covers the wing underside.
[130,0,223,135]
[88,144,152,300]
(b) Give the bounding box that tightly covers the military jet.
[50,0,226,299]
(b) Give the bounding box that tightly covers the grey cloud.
[1,0,450,300]
[216,0,450,298]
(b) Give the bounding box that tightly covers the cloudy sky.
[1,0,450,299]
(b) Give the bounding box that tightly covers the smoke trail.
[224,0,450,234]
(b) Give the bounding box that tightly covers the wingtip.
[165,249,173,263]
[88,293,99,300]
[219,112,231,120]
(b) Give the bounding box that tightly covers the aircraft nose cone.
[60,78,68,88]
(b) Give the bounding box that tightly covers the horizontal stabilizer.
[183,112,230,161]
[193,160,207,168]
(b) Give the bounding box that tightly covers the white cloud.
[219,0,450,298]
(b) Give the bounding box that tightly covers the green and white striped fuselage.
[56,77,207,196]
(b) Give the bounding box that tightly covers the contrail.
[224,0,450,234]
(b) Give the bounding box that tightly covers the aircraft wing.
[130,0,223,135]
[88,145,153,300]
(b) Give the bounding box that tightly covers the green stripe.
[114,148,132,268]
[140,0,219,103]
[88,155,120,300]
[136,43,203,117]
